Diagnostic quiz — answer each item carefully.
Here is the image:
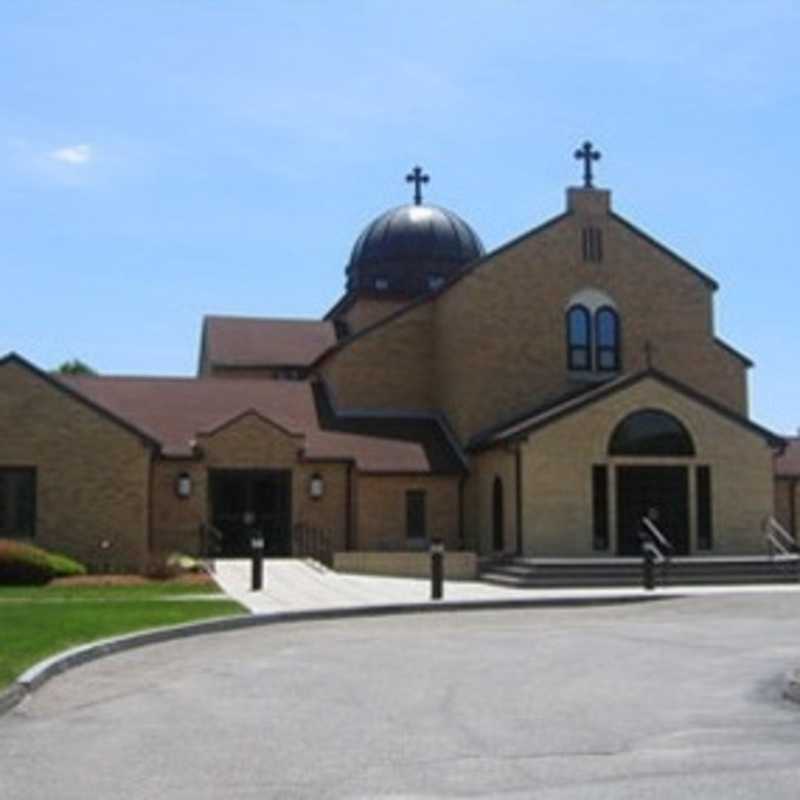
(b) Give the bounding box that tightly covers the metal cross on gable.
[574,141,601,189]
[406,165,429,205]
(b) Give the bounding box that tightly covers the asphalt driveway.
[1,593,799,799]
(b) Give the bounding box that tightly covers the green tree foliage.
[55,359,96,376]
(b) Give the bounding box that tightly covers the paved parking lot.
[1,592,799,799]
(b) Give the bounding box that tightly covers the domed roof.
[346,203,485,297]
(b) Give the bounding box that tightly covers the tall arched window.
[595,306,620,371]
[566,305,592,370]
[608,409,695,456]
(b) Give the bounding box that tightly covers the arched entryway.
[492,477,504,552]
[610,409,694,556]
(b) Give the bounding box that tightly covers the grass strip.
[0,585,246,689]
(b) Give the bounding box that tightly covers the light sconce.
[175,471,193,499]
[308,473,325,500]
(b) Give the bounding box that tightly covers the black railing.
[640,517,674,588]
[763,516,800,581]
[292,523,333,567]
[199,521,225,560]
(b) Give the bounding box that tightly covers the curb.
[784,669,800,705]
[0,592,674,718]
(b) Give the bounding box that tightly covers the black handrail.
[292,523,333,567]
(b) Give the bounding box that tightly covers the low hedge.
[0,539,87,585]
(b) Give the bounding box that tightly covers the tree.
[55,359,97,376]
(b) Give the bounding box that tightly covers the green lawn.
[0,580,246,689]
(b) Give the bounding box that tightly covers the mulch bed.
[50,572,215,588]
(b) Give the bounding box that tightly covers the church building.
[0,145,789,572]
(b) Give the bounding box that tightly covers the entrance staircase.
[480,554,800,588]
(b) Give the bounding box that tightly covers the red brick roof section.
[776,437,800,476]
[203,316,338,367]
[58,376,443,473]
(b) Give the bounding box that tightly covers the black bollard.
[251,533,265,591]
[642,542,656,591]
[430,538,444,600]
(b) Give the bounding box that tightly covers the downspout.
[791,477,799,540]
[515,445,523,556]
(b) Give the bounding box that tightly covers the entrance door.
[209,470,292,557]
[616,466,689,556]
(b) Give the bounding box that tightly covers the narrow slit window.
[406,490,427,540]
[582,227,603,262]
[592,465,609,550]
[696,466,713,550]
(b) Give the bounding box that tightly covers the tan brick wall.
[433,191,748,441]
[334,550,477,579]
[774,476,799,539]
[340,297,410,334]
[319,301,436,412]
[354,474,460,550]
[512,377,774,557]
[0,360,152,571]
[464,447,519,555]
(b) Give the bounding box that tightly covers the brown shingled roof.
[58,375,462,474]
[776,437,800,476]
[202,316,337,368]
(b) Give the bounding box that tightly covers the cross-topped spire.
[574,141,601,189]
[405,165,429,205]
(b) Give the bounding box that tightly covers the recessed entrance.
[616,466,689,556]
[209,469,292,557]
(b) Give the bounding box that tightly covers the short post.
[251,532,265,591]
[642,541,656,591]
[430,537,445,601]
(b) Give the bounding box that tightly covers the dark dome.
[346,203,484,297]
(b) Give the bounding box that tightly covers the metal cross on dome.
[574,141,601,189]
[406,165,429,205]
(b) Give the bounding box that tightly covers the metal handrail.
[641,517,674,560]
[199,521,225,558]
[763,516,797,555]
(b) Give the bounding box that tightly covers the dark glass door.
[209,470,292,557]
[616,466,689,556]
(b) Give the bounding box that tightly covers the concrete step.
[480,556,800,588]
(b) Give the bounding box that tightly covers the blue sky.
[2,1,798,433]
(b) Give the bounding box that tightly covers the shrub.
[0,539,87,585]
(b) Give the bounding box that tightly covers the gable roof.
[57,372,464,473]
[776,437,800,476]
[469,368,784,452]
[201,315,338,370]
[0,352,159,449]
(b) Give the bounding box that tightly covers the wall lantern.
[175,471,193,499]
[308,473,325,500]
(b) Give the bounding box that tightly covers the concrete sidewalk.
[211,558,800,613]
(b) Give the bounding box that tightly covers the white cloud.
[49,144,92,165]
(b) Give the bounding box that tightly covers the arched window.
[608,410,695,456]
[566,305,592,370]
[492,477,504,551]
[595,306,620,371]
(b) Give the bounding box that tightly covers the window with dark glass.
[566,305,592,370]
[696,466,713,550]
[608,410,695,456]
[595,306,620,371]
[406,490,427,539]
[0,468,36,538]
[592,465,609,550]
